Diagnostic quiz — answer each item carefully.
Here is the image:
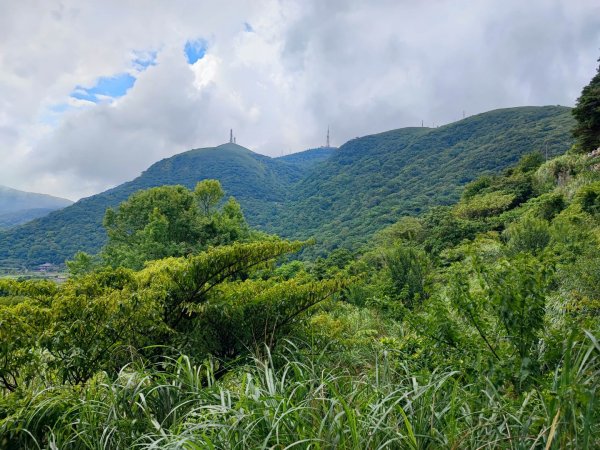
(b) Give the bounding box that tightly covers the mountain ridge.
[0,105,575,266]
[0,185,73,230]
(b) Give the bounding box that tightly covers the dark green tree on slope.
[572,57,600,153]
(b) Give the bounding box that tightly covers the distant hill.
[0,186,72,230]
[0,106,575,266]
[269,106,575,255]
[0,208,60,230]
[0,185,72,213]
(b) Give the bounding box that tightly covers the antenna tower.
[229,129,233,143]
[326,126,330,147]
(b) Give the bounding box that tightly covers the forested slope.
[273,106,574,254]
[0,144,301,266]
[0,106,574,266]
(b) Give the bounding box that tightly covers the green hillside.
[271,106,575,254]
[276,146,337,170]
[0,144,301,266]
[0,106,575,267]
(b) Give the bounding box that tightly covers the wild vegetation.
[0,106,574,267]
[0,63,599,449]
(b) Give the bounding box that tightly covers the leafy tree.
[195,179,225,215]
[102,185,201,269]
[65,251,100,277]
[101,181,251,269]
[572,57,600,153]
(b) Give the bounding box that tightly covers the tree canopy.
[101,180,251,269]
[572,57,600,153]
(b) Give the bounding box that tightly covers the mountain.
[277,147,337,170]
[0,143,302,266]
[269,106,575,254]
[0,208,61,230]
[0,186,73,230]
[0,185,72,213]
[0,106,575,267]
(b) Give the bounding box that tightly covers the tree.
[384,243,430,309]
[101,181,251,269]
[102,185,201,269]
[195,179,225,215]
[572,57,600,153]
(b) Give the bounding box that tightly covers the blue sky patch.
[184,39,207,64]
[71,73,136,103]
[244,22,254,32]
[132,50,157,71]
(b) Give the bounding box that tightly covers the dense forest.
[0,63,599,449]
[0,106,574,267]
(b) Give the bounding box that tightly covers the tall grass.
[1,335,598,449]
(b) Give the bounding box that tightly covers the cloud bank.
[1,0,599,199]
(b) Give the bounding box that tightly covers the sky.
[1,0,599,201]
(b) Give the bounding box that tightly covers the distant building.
[37,262,56,272]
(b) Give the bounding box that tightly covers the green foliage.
[65,251,100,276]
[0,106,574,267]
[505,215,551,256]
[455,191,515,219]
[101,182,252,269]
[574,181,600,216]
[0,301,49,391]
[446,254,550,386]
[45,268,164,384]
[421,206,479,255]
[192,278,342,357]
[521,192,566,221]
[572,57,600,153]
[534,153,583,192]
[2,116,600,449]
[384,244,430,309]
[194,179,224,215]
[102,185,202,269]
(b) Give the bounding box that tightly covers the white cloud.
[0,0,599,199]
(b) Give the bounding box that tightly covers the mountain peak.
[215,142,253,152]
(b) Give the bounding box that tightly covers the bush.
[505,215,551,256]
[454,191,515,219]
[384,244,430,309]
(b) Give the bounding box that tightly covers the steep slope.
[270,106,575,254]
[0,106,575,267]
[0,144,301,266]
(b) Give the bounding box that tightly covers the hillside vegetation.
[1,144,598,448]
[275,106,574,255]
[0,144,301,266]
[0,106,574,267]
[1,54,598,450]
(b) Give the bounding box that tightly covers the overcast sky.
[1,0,599,200]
